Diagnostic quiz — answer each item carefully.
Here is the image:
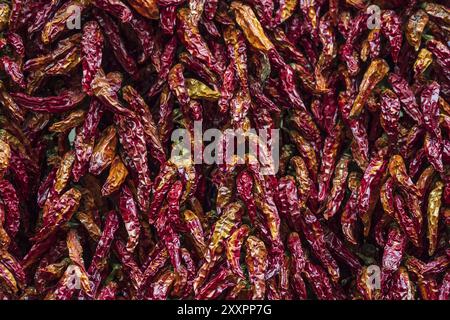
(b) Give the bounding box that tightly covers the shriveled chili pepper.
[11,90,86,113]
[386,267,415,300]
[101,156,129,196]
[114,112,152,211]
[427,180,443,256]
[318,122,343,203]
[388,155,420,196]
[323,152,351,220]
[95,11,138,78]
[245,235,268,300]
[380,89,401,143]
[81,21,104,95]
[89,126,118,176]
[381,227,407,293]
[41,1,86,45]
[226,225,250,279]
[0,179,20,237]
[340,172,361,245]
[350,59,389,119]
[393,194,421,248]
[381,10,402,63]
[72,100,104,182]
[128,0,160,19]
[0,0,449,302]
[92,0,133,23]
[119,185,141,253]
[388,73,423,124]
[358,147,389,236]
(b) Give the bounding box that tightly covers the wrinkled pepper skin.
[0,0,448,302]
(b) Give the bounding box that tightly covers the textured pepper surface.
[0,0,449,300]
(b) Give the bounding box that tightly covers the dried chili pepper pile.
[0,0,449,300]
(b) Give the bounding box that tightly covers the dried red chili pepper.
[94,11,138,78]
[226,224,250,279]
[381,10,402,63]
[119,185,141,253]
[0,179,20,237]
[81,21,104,95]
[380,89,401,143]
[89,126,118,176]
[358,147,389,236]
[388,155,420,196]
[245,235,268,300]
[381,227,407,293]
[323,152,351,220]
[350,59,389,119]
[427,180,443,256]
[100,156,127,197]
[393,194,420,248]
[114,112,152,211]
[0,0,449,301]
[122,85,166,165]
[11,90,86,113]
[388,73,423,124]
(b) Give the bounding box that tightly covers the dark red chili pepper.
[0,179,20,237]
[92,0,133,23]
[94,10,138,78]
[0,0,449,302]
[114,111,152,212]
[381,227,407,293]
[11,90,86,113]
[381,11,402,64]
[81,21,104,95]
[72,99,104,182]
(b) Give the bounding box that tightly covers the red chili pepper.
[81,21,104,95]
[381,227,407,293]
[0,0,449,301]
